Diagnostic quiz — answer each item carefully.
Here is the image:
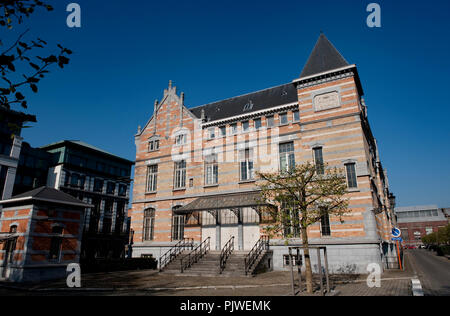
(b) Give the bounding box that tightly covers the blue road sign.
[392,237,403,242]
[392,227,402,238]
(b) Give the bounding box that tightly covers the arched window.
[143,208,155,241]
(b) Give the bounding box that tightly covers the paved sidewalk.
[0,268,413,296]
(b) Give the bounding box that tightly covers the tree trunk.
[301,226,313,293]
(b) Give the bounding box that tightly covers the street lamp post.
[389,193,403,270]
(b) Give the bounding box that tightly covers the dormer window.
[148,139,160,152]
[243,100,254,112]
[175,134,187,146]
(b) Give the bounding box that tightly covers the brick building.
[395,205,448,247]
[129,34,397,273]
[0,187,91,282]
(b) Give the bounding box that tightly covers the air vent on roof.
[243,100,254,112]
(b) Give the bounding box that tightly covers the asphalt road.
[407,249,450,296]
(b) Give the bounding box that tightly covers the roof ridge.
[188,82,294,111]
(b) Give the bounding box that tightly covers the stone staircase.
[162,250,269,277]
[160,250,191,274]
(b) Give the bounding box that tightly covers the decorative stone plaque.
[313,91,341,112]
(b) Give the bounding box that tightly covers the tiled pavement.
[0,267,413,296]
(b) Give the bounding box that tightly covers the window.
[240,148,254,181]
[219,126,226,137]
[293,110,300,122]
[279,142,295,172]
[89,198,101,233]
[266,116,274,128]
[283,255,302,267]
[231,123,238,135]
[143,208,155,241]
[175,133,187,145]
[49,226,63,261]
[320,211,331,236]
[96,162,106,172]
[345,163,358,188]
[106,182,116,195]
[104,199,114,215]
[115,201,125,234]
[148,140,160,152]
[118,184,127,196]
[254,118,262,130]
[79,175,86,190]
[70,173,80,187]
[313,147,324,175]
[208,127,216,140]
[174,160,186,189]
[102,217,112,234]
[279,113,288,125]
[146,165,158,192]
[242,121,249,132]
[205,154,218,185]
[172,207,185,241]
[282,203,300,238]
[94,179,104,192]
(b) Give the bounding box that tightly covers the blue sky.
[5,0,450,208]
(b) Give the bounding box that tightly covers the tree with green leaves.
[257,162,349,294]
[0,0,71,111]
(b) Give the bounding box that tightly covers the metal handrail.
[244,236,269,275]
[219,236,235,274]
[180,237,210,273]
[159,238,194,271]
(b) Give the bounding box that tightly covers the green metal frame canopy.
[174,191,270,214]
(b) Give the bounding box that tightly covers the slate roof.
[176,191,266,213]
[0,186,92,208]
[189,83,298,122]
[299,34,349,78]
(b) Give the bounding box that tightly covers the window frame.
[146,164,158,193]
[279,112,288,125]
[320,211,331,237]
[241,121,249,132]
[313,147,325,175]
[279,142,296,173]
[345,163,358,189]
[143,208,156,241]
[239,148,254,181]
[204,155,219,186]
[174,160,187,189]
[254,118,262,130]
[293,110,300,122]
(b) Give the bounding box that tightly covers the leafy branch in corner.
[0,0,72,110]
